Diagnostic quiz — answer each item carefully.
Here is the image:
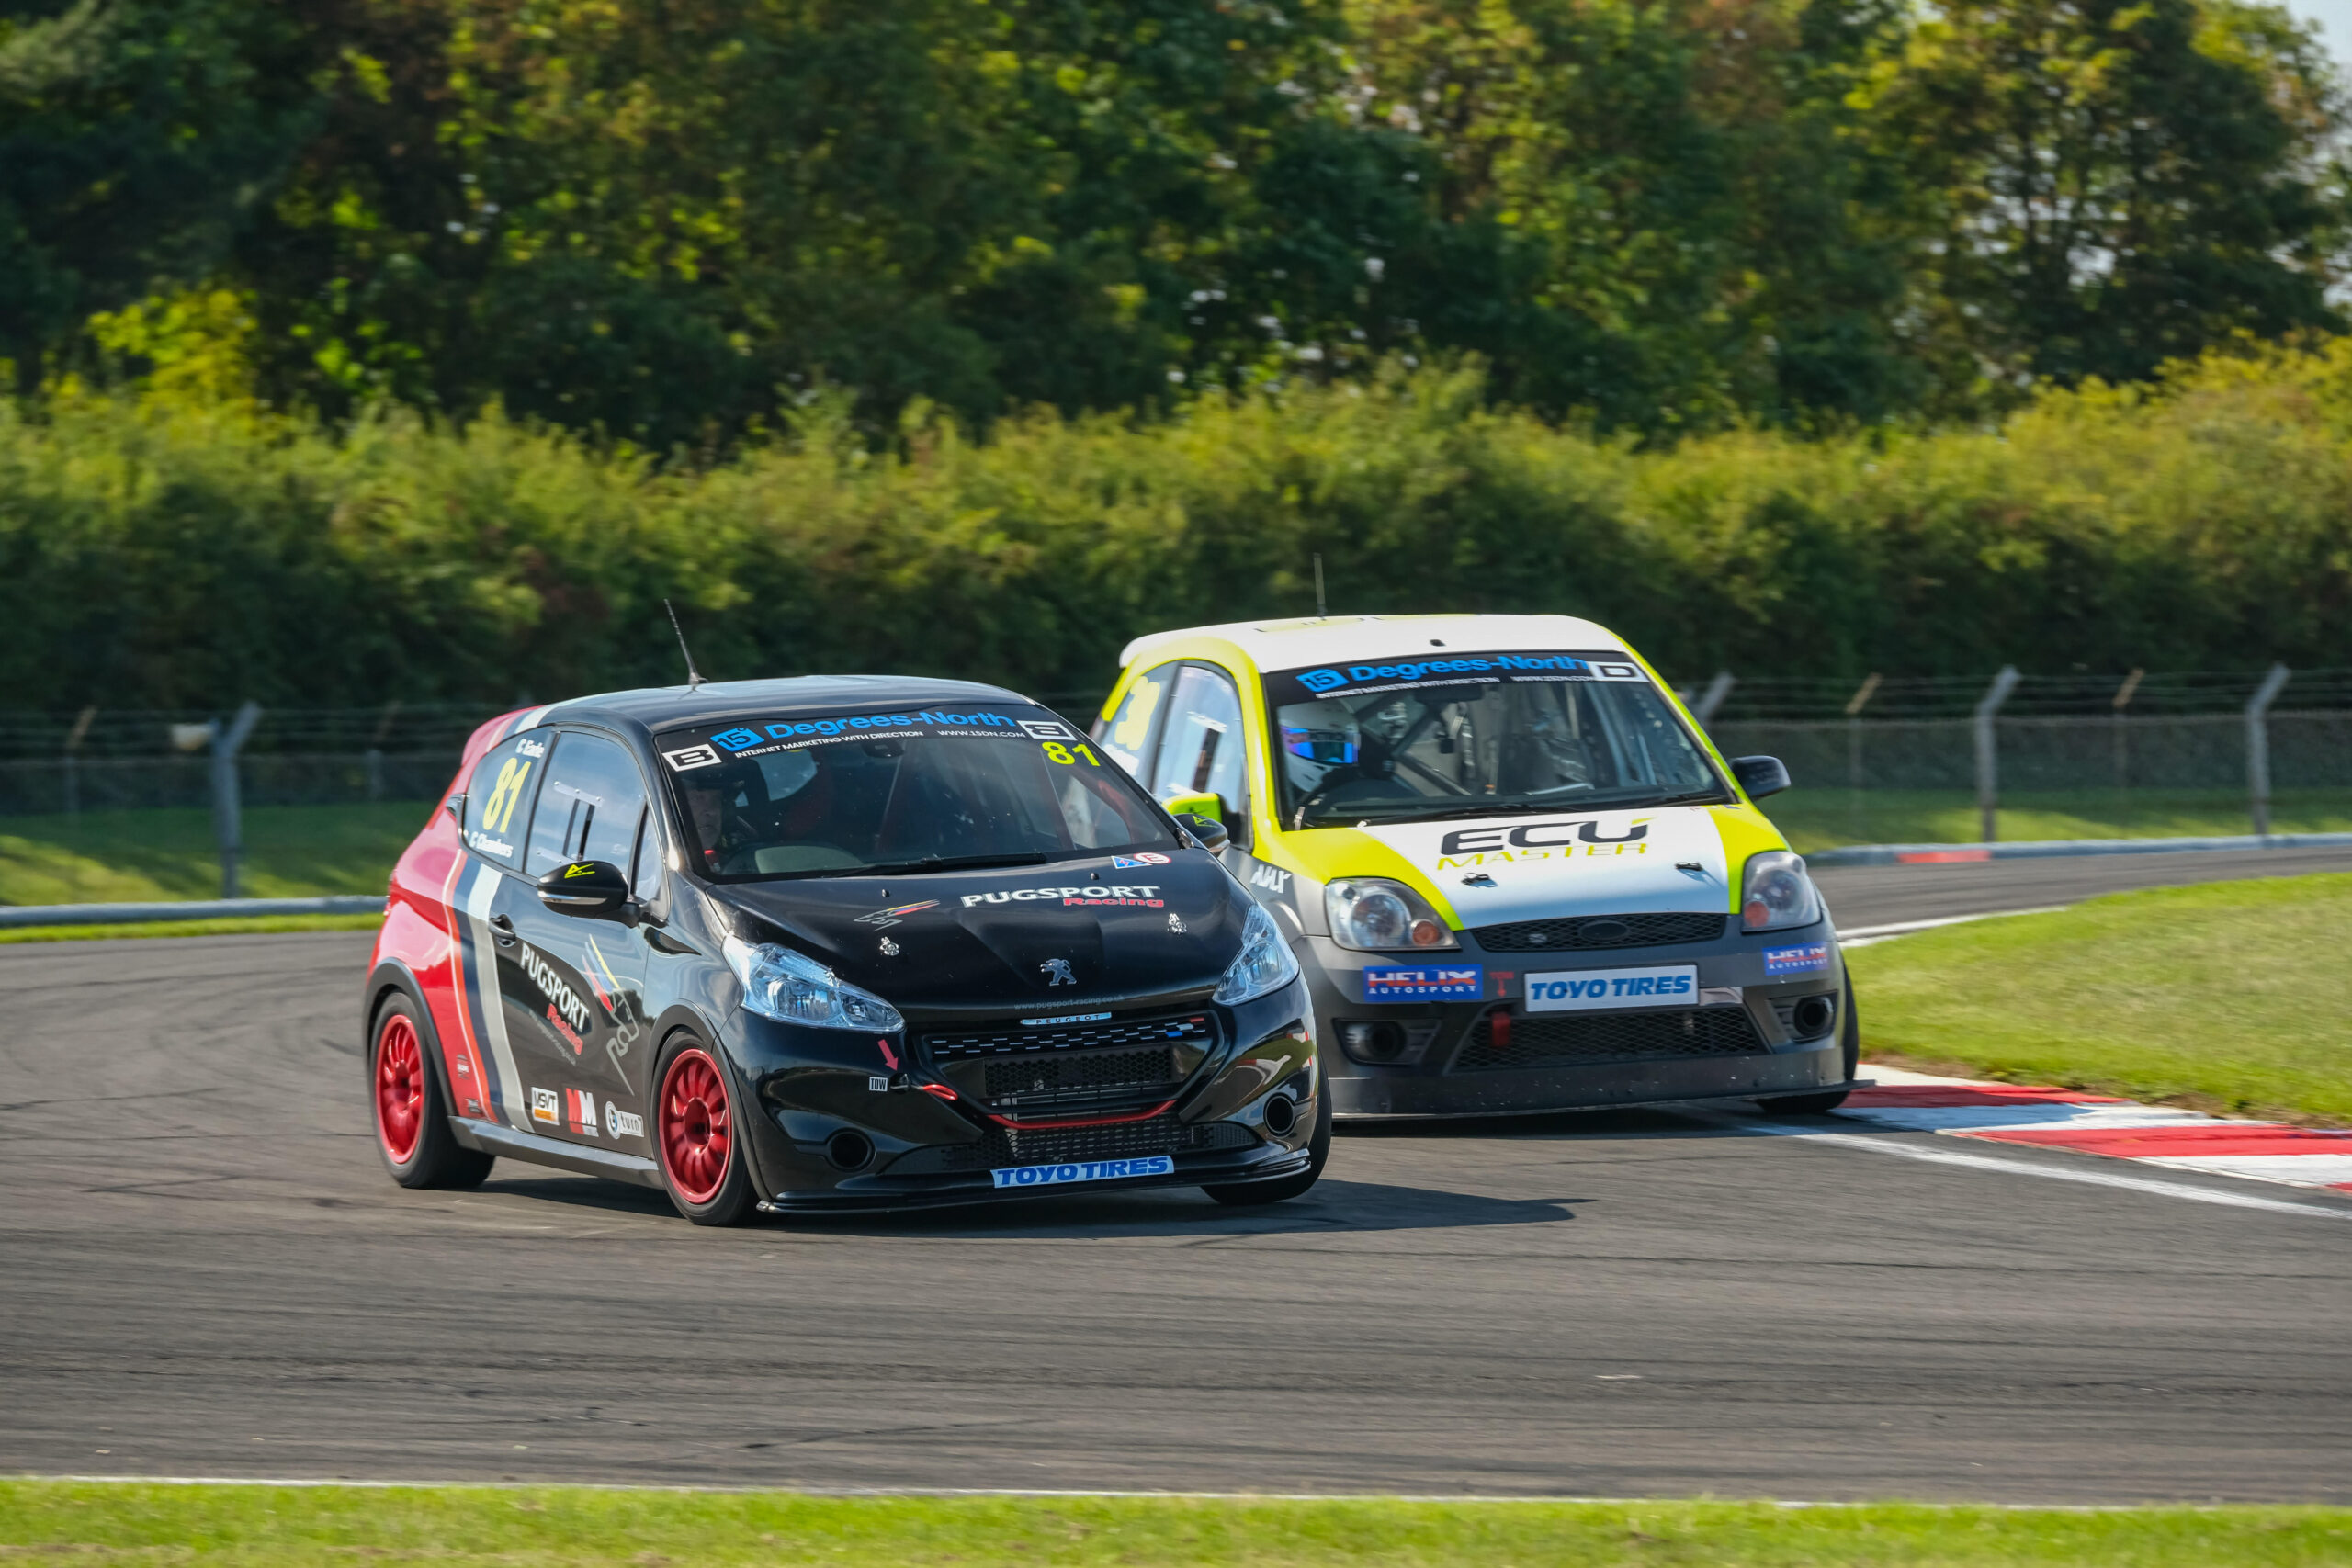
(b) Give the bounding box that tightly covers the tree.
[1860,0,2349,398]
[0,0,316,394]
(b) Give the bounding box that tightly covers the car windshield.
[659,705,1178,880]
[1263,650,1728,828]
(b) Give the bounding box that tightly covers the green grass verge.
[1769,786,2352,855]
[1850,873,2352,1125]
[0,912,383,942]
[0,802,431,905]
[1,1483,2347,1567]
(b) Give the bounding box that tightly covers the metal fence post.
[212,702,263,898]
[366,699,401,802]
[1692,671,1736,726]
[2246,663,2290,836]
[1844,673,1882,789]
[2110,668,2143,793]
[1974,666,2020,842]
[1844,672,1881,841]
[62,705,96,818]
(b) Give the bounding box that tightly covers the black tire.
[1204,1081,1332,1206]
[651,1032,760,1227]
[368,991,494,1190]
[1759,971,1860,1116]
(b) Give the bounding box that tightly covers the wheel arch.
[362,960,434,1067]
[644,998,777,1196]
[361,959,473,1119]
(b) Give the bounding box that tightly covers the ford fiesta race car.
[1092,615,1860,1120]
[362,677,1323,1224]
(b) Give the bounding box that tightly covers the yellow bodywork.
[1095,629,1793,927]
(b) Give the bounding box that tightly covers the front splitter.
[1329,1043,1850,1120]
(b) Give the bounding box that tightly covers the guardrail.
[1804,832,2352,867]
[0,896,388,929]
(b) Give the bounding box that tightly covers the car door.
[447,726,552,1132]
[1146,663,1254,852]
[500,728,662,1151]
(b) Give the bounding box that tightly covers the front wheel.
[653,1034,758,1226]
[1204,1086,1331,1206]
[369,993,493,1190]
[1759,972,1861,1116]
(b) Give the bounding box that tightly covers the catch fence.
[1,670,2347,904]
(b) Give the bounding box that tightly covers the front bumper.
[722,976,1319,1212]
[1308,916,1847,1119]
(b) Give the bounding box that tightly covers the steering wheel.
[1290,767,1370,828]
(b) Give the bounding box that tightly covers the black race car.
[363,677,1325,1224]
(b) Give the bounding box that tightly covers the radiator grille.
[1456,1005,1764,1070]
[1474,912,1726,953]
[885,1116,1259,1176]
[982,1046,1182,1111]
[924,1010,1213,1063]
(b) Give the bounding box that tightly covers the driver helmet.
[1279,700,1361,793]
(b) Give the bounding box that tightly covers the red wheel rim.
[660,1047,733,1205]
[374,1013,425,1164]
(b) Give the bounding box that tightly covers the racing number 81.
[480,757,533,833]
[1041,741,1101,767]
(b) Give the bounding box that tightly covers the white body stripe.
[462,863,529,1131]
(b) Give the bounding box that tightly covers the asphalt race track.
[2,851,2348,1502]
[1815,842,2352,930]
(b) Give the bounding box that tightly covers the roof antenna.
[1313,553,1328,618]
[664,598,706,691]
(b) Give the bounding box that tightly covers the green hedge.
[6,348,2350,710]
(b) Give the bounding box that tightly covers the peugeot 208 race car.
[1092,615,1859,1120]
[362,677,1322,1224]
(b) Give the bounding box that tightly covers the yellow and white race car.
[1092,614,1858,1119]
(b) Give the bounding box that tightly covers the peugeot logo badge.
[1040,958,1077,987]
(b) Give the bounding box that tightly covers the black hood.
[706,849,1250,1017]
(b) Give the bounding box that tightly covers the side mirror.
[1164,790,1249,852]
[1163,790,1221,821]
[1174,812,1231,854]
[444,792,465,824]
[1730,755,1792,800]
[536,859,636,922]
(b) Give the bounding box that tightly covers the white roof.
[1117,613,1630,672]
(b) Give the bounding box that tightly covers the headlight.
[1214,901,1301,1005]
[1326,877,1459,951]
[722,933,905,1032]
[1740,850,1822,931]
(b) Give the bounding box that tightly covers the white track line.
[1747,1122,2352,1219]
[0,1476,2226,1507]
[1835,908,2072,947]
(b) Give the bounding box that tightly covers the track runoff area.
[0,849,2346,1508]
